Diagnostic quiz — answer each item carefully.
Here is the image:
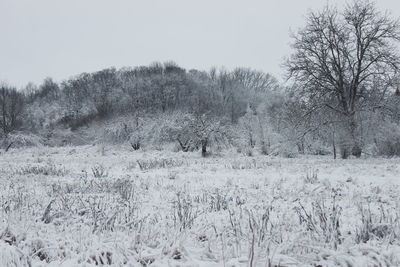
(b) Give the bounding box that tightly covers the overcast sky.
[1,0,399,88]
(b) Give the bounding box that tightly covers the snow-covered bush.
[136,158,185,170]
[0,242,31,267]
[102,118,139,144]
[42,128,89,147]
[236,106,283,156]
[13,163,68,177]
[91,164,108,178]
[23,101,64,130]
[102,114,181,149]
[266,138,299,158]
[1,132,43,150]
[373,121,400,157]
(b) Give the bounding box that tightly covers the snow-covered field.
[1,145,400,266]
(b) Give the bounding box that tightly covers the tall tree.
[37,78,60,101]
[0,84,25,135]
[286,0,400,158]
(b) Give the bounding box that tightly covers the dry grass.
[0,146,400,266]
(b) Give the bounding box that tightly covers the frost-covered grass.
[1,145,400,266]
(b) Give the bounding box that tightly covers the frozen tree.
[173,113,226,157]
[231,67,279,111]
[0,84,25,135]
[91,68,119,117]
[238,106,258,149]
[190,114,226,157]
[286,0,400,158]
[37,78,60,101]
[24,82,38,103]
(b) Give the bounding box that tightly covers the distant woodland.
[1,0,400,158]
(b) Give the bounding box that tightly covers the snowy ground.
[1,145,400,266]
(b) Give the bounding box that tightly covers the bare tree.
[174,113,226,157]
[92,68,119,117]
[190,114,225,157]
[0,84,25,135]
[37,78,60,100]
[286,0,400,158]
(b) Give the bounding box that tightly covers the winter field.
[0,146,400,267]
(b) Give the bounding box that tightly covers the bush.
[91,164,108,178]
[102,119,138,144]
[374,122,400,157]
[136,158,185,170]
[1,132,43,150]
[14,163,68,177]
[272,141,298,158]
[0,241,31,267]
[59,112,98,131]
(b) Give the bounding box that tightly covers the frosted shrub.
[227,158,271,169]
[136,158,185,170]
[355,201,397,244]
[0,242,31,267]
[30,239,51,263]
[173,192,199,231]
[374,122,400,157]
[2,132,43,150]
[294,190,342,249]
[208,189,228,212]
[129,132,142,151]
[113,178,135,201]
[14,163,68,177]
[242,146,254,157]
[103,121,135,143]
[277,141,298,158]
[91,164,108,178]
[0,228,16,246]
[303,168,319,184]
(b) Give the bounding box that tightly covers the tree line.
[1,0,400,158]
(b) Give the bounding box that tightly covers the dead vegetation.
[0,147,400,266]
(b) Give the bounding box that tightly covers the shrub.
[294,191,342,249]
[173,192,199,231]
[136,158,185,170]
[14,163,68,177]
[0,241,31,267]
[1,132,43,150]
[102,120,136,144]
[373,121,400,157]
[91,164,108,178]
[355,201,396,243]
[59,112,98,131]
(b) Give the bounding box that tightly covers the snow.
[0,145,399,266]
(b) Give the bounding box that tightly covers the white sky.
[1,0,399,88]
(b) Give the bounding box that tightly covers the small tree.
[191,114,226,157]
[238,106,258,149]
[174,113,226,157]
[129,116,144,150]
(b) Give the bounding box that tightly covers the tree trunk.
[201,139,208,157]
[257,114,268,155]
[349,114,362,158]
[339,114,362,159]
[352,144,362,158]
[340,146,350,159]
[332,131,337,159]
